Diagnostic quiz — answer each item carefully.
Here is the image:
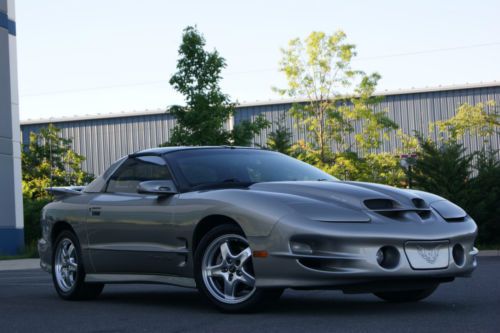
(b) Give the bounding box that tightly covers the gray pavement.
[0,257,499,332]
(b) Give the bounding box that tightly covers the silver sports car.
[38,146,478,312]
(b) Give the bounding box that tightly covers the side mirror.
[137,180,178,196]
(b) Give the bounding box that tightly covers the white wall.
[0,0,24,254]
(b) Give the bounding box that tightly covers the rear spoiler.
[46,186,85,200]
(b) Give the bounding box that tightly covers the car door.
[86,155,189,275]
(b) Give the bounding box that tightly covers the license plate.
[404,241,449,269]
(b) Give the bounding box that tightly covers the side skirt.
[85,273,196,288]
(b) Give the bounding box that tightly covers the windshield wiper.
[221,178,241,183]
[191,179,255,191]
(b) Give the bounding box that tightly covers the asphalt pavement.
[0,257,499,333]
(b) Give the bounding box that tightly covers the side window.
[84,157,126,193]
[106,156,171,193]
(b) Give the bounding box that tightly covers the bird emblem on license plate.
[417,244,442,264]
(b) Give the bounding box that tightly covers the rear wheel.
[373,284,438,302]
[52,230,104,300]
[194,224,282,312]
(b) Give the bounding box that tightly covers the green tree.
[399,102,500,245]
[408,137,500,246]
[22,124,92,199]
[360,152,405,186]
[276,31,397,164]
[266,115,293,154]
[347,74,398,153]
[467,149,500,245]
[166,26,268,146]
[410,136,472,205]
[231,116,271,146]
[433,101,499,141]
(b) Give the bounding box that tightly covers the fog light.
[290,241,313,255]
[452,244,465,266]
[376,246,400,269]
[376,249,384,265]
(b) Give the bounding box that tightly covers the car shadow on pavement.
[266,293,455,316]
[96,286,456,316]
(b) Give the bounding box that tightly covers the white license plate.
[404,241,449,269]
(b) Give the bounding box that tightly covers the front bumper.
[250,213,478,289]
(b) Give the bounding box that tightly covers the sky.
[15,0,500,121]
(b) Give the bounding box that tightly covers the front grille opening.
[412,198,427,208]
[298,258,355,272]
[364,199,394,210]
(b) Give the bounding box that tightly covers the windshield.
[166,148,337,189]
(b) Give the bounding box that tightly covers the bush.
[467,150,500,246]
[23,196,51,256]
[410,138,500,246]
[410,137,472,206]
[266,115,293,154]
[359,153,406,186]
[22,124,93,200]
[290,141,405,186]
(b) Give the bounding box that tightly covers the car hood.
[247,181,446,222]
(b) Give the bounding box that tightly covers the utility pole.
[0,0,24,254]
[399,153,417,189]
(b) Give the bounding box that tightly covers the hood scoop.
[364,199,395,210]
[363,198,431,220]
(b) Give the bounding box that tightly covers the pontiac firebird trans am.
[38,147,478,312]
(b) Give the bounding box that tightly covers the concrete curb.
[0,251,499,271]
[0,259,40,271]
[477,250,500,257]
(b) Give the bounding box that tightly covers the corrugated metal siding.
[21,113,177,175]
[20,86,500,176]
[238,86,500,156]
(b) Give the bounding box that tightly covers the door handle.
[89,207,101,216]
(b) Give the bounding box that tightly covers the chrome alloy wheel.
[54,238,78,292]
[201,234,256,304]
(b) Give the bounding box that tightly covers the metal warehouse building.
[20,82,500,177]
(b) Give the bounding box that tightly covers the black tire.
[373,284,438,302]
[194,224,283,313]
[52,230,104,300]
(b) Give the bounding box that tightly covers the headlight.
[431,200,467,222]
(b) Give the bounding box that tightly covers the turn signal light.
[252,250,268,258]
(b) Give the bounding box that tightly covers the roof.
[129,146,259,156]
[20,81,500,125]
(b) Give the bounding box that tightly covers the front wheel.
[373,284,438,302]
[52,230,104,300]
[194,225,282,312]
